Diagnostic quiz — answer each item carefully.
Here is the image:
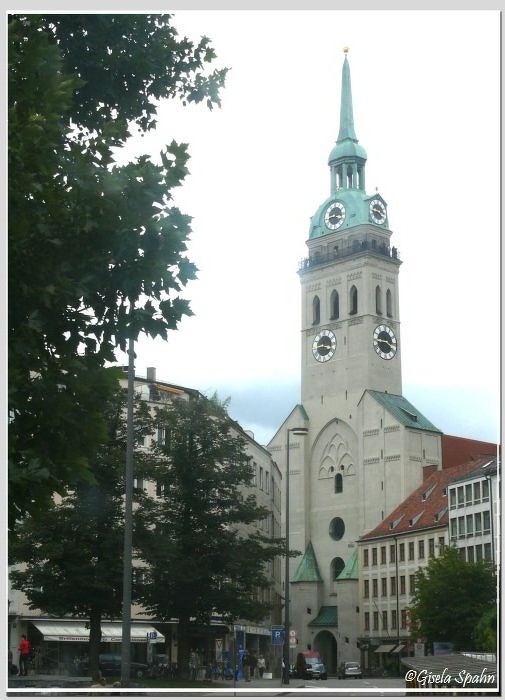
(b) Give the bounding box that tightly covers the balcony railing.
[299,241,401,272]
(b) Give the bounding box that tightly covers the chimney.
[146,367,156,381]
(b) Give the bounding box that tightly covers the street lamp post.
[283,427,308,685]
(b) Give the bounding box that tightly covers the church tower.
[268,49,442,675]
[300,47,402,423]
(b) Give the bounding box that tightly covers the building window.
[373,611,379,631]
[474,512,482,534]
[372,579,378,598]
[438,536,445,554]
[312,295,320,325]
[400,575,406,595]
[399,542,405,561]
[382,610,388,630]
[390,544,396,563]
[483,511,491,534]
[364,612,370,631]
[428,538,435,557]
[329,517,345,541]
[391,609,397,630]
[372,547,378,565]
[465,484,473,505]
[349,285,358,315]
[381,578,387,596]
[450,518,457,539]
[458,516,465,536]
[409,574,416,594]
[259,467,264,490]
[473,482,481,503]
[331,557,345,580]
[466,514,473,536]
[375,285,382,315]
[390,577,397,595]
[265,471,270,494]
[335,473,343,493]
[457,486,464,506]
[401,609,408,629]
[484,542,492,561]
[467,546,474,563]
[386,288,393,317]
[363,549,369,567]
[475,544,483,562]
[418,540,425,559]
[449,488,456,509]
[330,289,339,320]
[482,480,490,501]
[156,480,164,497]
[133,477,144,491]
[408,542,415,560]
[380,546,386,565]
[364,579,370,598]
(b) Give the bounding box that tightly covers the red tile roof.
[360,456,494,541]
[442,434,498,469]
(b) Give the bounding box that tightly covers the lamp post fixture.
[283,427,308,685]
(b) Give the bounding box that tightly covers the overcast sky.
[114,10,500,446]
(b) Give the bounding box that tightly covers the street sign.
[271,626,285,645]
[147,631,157,640]
[289,629,296,638]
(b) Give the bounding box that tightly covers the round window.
[329,517,345,540]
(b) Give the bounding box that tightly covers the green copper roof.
[308,606,338,627]
[337,53,357,142]
[291,541,323,583]
[367,391,442,433]
[336,551,359,580]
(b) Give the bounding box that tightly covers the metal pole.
[282,430,291,685]
[395,536,400,674]
[120,334,135,686]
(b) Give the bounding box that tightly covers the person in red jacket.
[18,635,31,676]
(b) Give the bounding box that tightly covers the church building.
[267,49,443,674]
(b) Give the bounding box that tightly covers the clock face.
[373,324,397,360]
[324,201,346,230]
[369,199,387,225]
[312,329,337,362]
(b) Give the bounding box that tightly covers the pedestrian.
[242,650,251,681]
[249,651,258,679]
[257,654,266,678]
[18,635,31,677]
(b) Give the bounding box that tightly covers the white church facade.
[267,50,443,674]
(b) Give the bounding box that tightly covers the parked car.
[295,651,327,680]
[77,653,149,678]
[338,660,362,679]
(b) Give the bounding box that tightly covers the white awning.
[31,620,164,643]
[374,644,396,653]
[391,644,405,653]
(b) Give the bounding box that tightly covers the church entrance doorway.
[313,630,338,675]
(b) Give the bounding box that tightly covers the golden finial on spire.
[343,46,349,54]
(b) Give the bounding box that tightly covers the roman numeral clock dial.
[312,329,337,362]
[373,324,397,360]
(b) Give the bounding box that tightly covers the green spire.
[291,541,323,583]
[337,48,357,143]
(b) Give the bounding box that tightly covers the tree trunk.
[88,608,102,679]
[177,616,191,680]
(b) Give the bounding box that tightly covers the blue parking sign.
[271,626,285,645]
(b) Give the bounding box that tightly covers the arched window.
[386,289,393,318]
[334,473,343,493]
[349,285,358,315]
[375,285,382,315]
[312,295,320,325]
[330,290,339,320]
[331,557,345,581]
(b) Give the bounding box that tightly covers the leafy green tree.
[8,14,227,527]
[474,608,497,653]
[409,547,496,650]
[134,396,288,678]
[9,389,158,679]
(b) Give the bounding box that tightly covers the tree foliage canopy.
[9,388,157,677]
[408,547,496,651]
[8,14,227,526]
[134,396,287,674]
